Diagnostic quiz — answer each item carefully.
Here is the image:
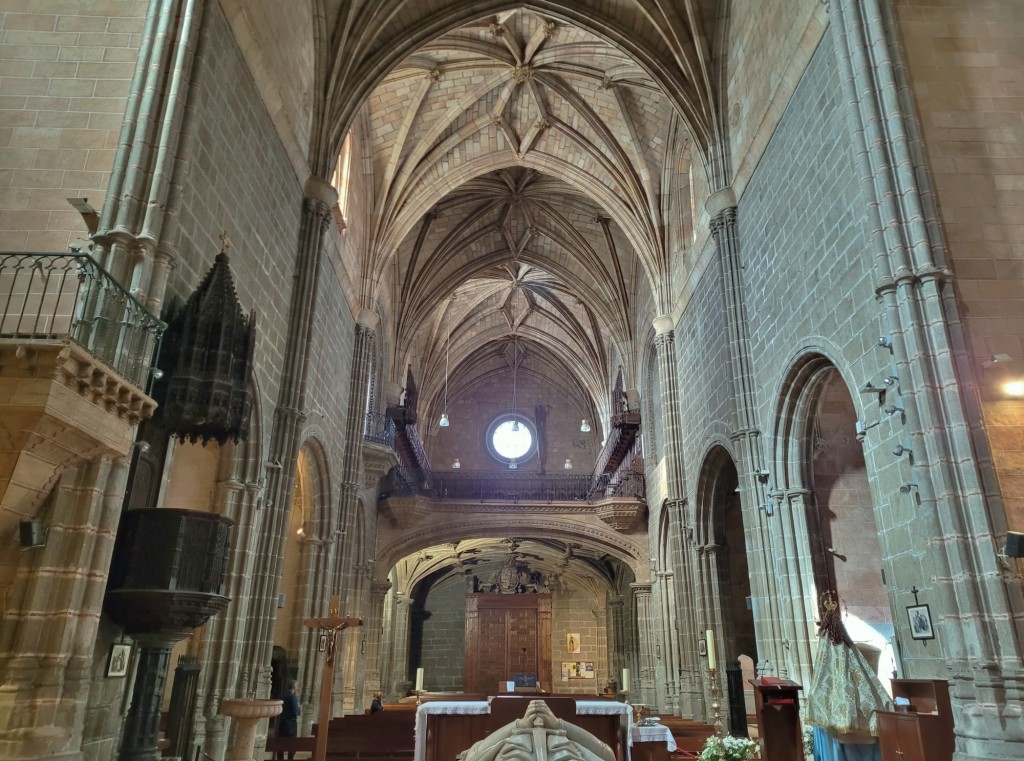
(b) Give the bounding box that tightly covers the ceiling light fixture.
[580,419,591,432]
[564,458,572,470]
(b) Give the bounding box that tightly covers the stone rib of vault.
[458,700,616,761]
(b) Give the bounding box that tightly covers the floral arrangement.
[698,735,761,761]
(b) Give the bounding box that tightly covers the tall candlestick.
[705,630,716,670]
[621,668,630,692]
[415,667,424,692]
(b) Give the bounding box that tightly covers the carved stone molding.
[0,339,156,522]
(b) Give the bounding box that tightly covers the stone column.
[655,569,679,714]
[695,543,723,724]
[709,193,787,677]
[829,4,1023,758]
[196,461,264,758]
[652,321,702,716]
[362,580,393,700]
[387,595,415,698]
[606,595,626,691]
[245,177,337,698]
[630,583,657,706]
[0,456,129,761]
[770,488,817,687]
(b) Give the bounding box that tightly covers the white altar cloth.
[630,724,677,751]
[414,699,633,761]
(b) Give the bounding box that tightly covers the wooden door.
[464,593,551,693]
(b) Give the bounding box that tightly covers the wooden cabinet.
[750,679,804,761]
[877,679,954,761]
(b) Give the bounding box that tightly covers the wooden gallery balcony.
[377,467,647,533]
[0,252,163,527]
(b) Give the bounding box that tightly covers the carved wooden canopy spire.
[153,234,256,445]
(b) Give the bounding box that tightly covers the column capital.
[357,308,380,331]
[304,174,338,207]
[630,582,653,596]
[705,187,737,216]
[371,579,392,596]
[653,315,675,336]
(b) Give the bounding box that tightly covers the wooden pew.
[311,710,417,760]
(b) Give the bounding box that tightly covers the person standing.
[276,680,301,761]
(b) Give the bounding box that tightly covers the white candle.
[621,668,630,692]
[415,667,424,691]
[705,630,716,670]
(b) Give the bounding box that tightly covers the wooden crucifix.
[304,595,362,761]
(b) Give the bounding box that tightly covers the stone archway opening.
[806,369,894,692]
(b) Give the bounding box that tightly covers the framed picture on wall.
[566,633,581,653]
[319,632,328,652]
[107,643,131,678]
[907,604,934,640]
[698,638,707,657]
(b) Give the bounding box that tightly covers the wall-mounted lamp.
[452,458,461,469]
[755,469,770,484]
[296,526,306,538]
[883,374,899,387]
[564,458,573,470]
[883,405,904,417]
[1005,531,1024,558]
[892,444,912,457]
[133,440,151,455]
[19,519,45,548]
[859,381,887,398]
[580,419,591,432]
[265,459,282,470]
[982,354,1024,398]
[878,336,893,350]
[508,458,518,470]
[899,483,919,494]
[149,367,164,380]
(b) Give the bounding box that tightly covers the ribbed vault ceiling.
[358,7,707,430]
[341,4,716,588]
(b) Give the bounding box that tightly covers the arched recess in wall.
[695,446,756,690]
[775,354,894,691]
[271,438,334,703]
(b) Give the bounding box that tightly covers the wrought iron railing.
[431,471,594,501]
[363,411,396,446]
[0,252,165,389]
[380,466,644,503]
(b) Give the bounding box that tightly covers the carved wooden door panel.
[463,593,551,693]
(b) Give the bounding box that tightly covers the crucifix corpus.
[304,595,363,761]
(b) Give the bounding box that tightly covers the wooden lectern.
[750,679,803,761]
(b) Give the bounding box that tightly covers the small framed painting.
[107,643,131,678]
[907,604,935,640]
[566,633,581,653]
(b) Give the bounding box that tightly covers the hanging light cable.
[439,311,450,427]
[511,336,519,432]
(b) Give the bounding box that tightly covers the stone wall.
[430,371,598,474]
[893,0,1024,533]
[417,578,467,692]
[0,0,147,252]
[670,31,933,679]
[551,589,608,695]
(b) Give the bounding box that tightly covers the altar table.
[414,698,674,761]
